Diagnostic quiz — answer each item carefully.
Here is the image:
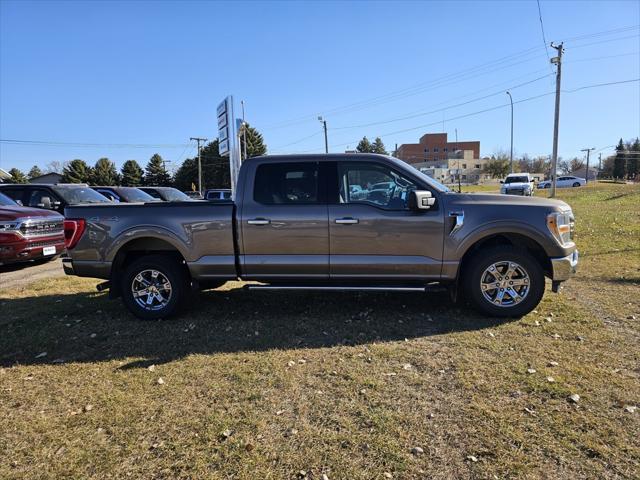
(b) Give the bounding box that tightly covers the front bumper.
[0,238,65,264]
[550,249,579,281]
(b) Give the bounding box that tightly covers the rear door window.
[254,162,319,204]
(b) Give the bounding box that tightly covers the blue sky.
[1,0,638,174]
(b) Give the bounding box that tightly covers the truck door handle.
[335,217,359,225]
[247,218,271,225]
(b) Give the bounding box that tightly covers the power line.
[0,139,190,148]
[331,73,554,130]
[284,77,640,154]
[536,0,554,72]
[261,25,638,130]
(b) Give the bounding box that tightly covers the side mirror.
[408,190,435,211]
[530,179,535,182]
[499,180,504,184]
[15,200,23,206]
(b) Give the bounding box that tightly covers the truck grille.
[19,220,64,237]
[27,239,62,248]
[505,188,524,195]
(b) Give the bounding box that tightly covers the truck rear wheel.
[121,254,189,320]
[463,246,545,318]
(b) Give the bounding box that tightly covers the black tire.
[121,254,189,320]
[544,183,551,189]
[463,246,545,318]
[572,182,580,187]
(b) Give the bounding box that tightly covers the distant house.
[29,172,63,184]
[570,167,599,181]
[0,168,10,183]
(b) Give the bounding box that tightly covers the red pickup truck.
[0,192,65,265]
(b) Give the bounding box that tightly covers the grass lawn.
[1,183,638,479]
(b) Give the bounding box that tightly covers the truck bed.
[65,201,237,280]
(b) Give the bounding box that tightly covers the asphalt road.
[0,258,65,290]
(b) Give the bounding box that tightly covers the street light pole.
[506,91,514,173]
[581,147,595,184]
[318,116,328,153]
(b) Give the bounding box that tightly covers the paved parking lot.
[0,258,65,290]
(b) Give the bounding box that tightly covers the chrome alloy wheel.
[480,261,530,308]
[131,269,173,311]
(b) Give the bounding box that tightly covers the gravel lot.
[0,258,65,290]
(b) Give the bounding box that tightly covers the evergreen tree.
[121,160,144,186]
[356,136,373,153]
[613,138,626,179]
[173,140,230,191]
[371,137,388,155]
[27,165,43,180]
[61,159,92,183]
[144,154,171,186]
[8,168,28,183]
[628,137,640,179]
[242,123,267,158]
[91,158,119,185]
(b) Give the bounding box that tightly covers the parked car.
[0,183,112,215]
[63,154,578,320]
[537,176,586,189]
[91,186,160,203]
[139,187,195,202]
[204,189,232,202]
[500,173,535,196]
[0,191,65,265]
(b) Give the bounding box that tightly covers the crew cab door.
[239,160,329,280]
[328,160,444,280]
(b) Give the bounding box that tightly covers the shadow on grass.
[0,285,510,368]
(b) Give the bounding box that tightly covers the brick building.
[396,133,480,165]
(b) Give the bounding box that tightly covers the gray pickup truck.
[63,154,578,319]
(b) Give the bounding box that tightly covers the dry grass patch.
[1,183,638,479]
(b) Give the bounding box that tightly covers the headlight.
[547,210,575,246]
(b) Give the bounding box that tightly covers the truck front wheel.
[463,246,545,318]
[121,254,189,320]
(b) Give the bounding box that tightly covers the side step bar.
[245,285,445,293]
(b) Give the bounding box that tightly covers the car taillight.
[63,219,86,249]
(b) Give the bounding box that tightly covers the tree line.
[6,124,267,191]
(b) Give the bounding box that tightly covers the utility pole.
[455,128,461,193]
[506,91,514,173]
[318,116,328,153]
[581,147,595,184]
[550,42,563,198]
[190,137,207,194]
[598,152,602,171]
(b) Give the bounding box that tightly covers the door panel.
[240,161,329,279]
[329,161,444,280]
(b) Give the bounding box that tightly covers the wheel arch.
[458,232,552,280]
[109,235,190,298]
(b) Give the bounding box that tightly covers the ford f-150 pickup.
[62,154,578,319]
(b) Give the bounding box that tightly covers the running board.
[245,285,445,293]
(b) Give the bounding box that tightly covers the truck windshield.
[119,188,157,202]
[411,169,451,192]
[505,176,529,183]
[0,192,17,206]
[161,188,191,201]
[54,187,112,204]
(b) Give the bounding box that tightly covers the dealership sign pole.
[217,96,241,197]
